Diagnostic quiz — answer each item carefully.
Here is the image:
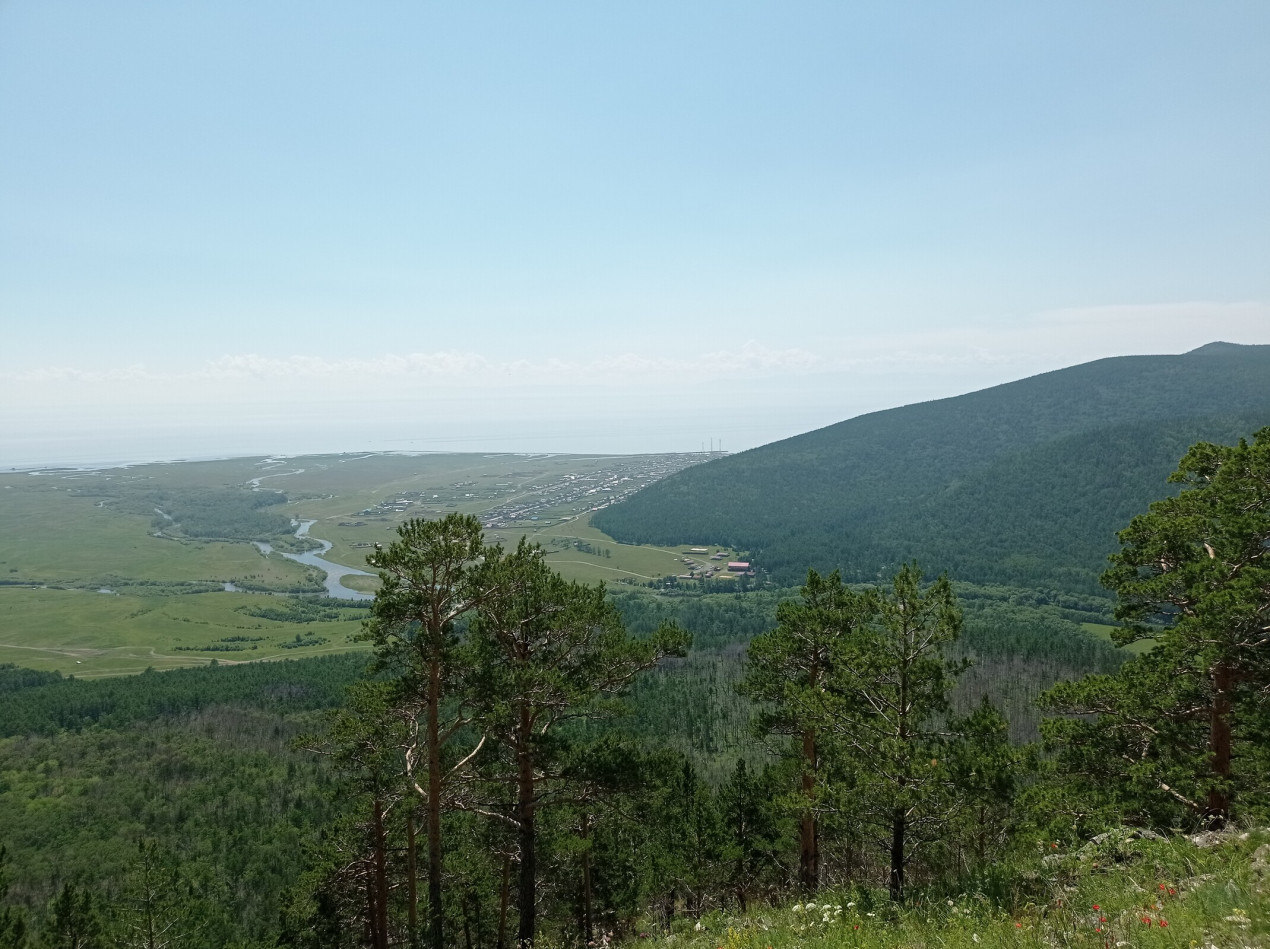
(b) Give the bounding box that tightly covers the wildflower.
[1093,904,1100,911]
[947,900,955,907]
[972,935,980,944]
[805,902,817,910]
[693,922,703,932]
[1159,919,1168,928]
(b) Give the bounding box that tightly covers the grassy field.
[1,452,726,676]
[1081,622,1155,655]
[0,586,369,676]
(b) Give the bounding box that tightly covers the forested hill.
[592,342,1270,592]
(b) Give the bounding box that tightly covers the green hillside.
[592,343,1270,591]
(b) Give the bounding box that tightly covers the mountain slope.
[592,343,1270,592]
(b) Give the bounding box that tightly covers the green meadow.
[1081,621,1155,655]
[0,452,718,676]
[0,587,368,676]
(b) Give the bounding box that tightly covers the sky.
[1,2,1267,466]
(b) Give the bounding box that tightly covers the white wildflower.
[972,935,980,944]
[792,904,802,913]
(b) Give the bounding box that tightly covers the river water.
[253,520,375,601]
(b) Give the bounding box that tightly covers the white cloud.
[3,341,828,389]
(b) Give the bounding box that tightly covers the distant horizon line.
[7,447,734,474]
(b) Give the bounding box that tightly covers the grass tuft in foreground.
[621,830,1269,949]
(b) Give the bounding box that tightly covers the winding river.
[254,520,375,601]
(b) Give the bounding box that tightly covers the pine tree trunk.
[581,814,594,945]
[1207,658,1234,826]
[427,655,445,949]
[517,705,537,947]
[799,728,818,891]
[373,794,390,949]
[889,807,905,903]
[408,809,418,942]
[497,854,510,949]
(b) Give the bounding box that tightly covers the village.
[347,453,723,530]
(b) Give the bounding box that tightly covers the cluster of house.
[675,549,754,580]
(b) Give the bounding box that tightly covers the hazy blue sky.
[2,2,1267,465]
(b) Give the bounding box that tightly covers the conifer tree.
[741,569,872,891]
[821,563,964,903]
[0,845,28,949]
[466,540,689,947]
[718,759,786,911]
[41,883,105,949]
[1100,428,1270,825]
[364,514,495,949]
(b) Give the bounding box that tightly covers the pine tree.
[741,569,872,891]
[363,514,494,949]
[0,845,28,949]
[466,540,689,947]
[1044,428,1270,829]
[41,884,105,949]
[821,563,965,902]
[718,759,786,911]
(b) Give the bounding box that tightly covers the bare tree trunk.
[888,807,905,903]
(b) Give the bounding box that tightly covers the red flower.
[1092,904,1100,911]
[1159,920,1168,928]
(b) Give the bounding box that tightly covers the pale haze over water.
[1,4,1266,467]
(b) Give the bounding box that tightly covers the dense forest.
[593,343,1270,591]
[1,427,1267,949]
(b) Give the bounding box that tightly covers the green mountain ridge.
[592,343,1270,591]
